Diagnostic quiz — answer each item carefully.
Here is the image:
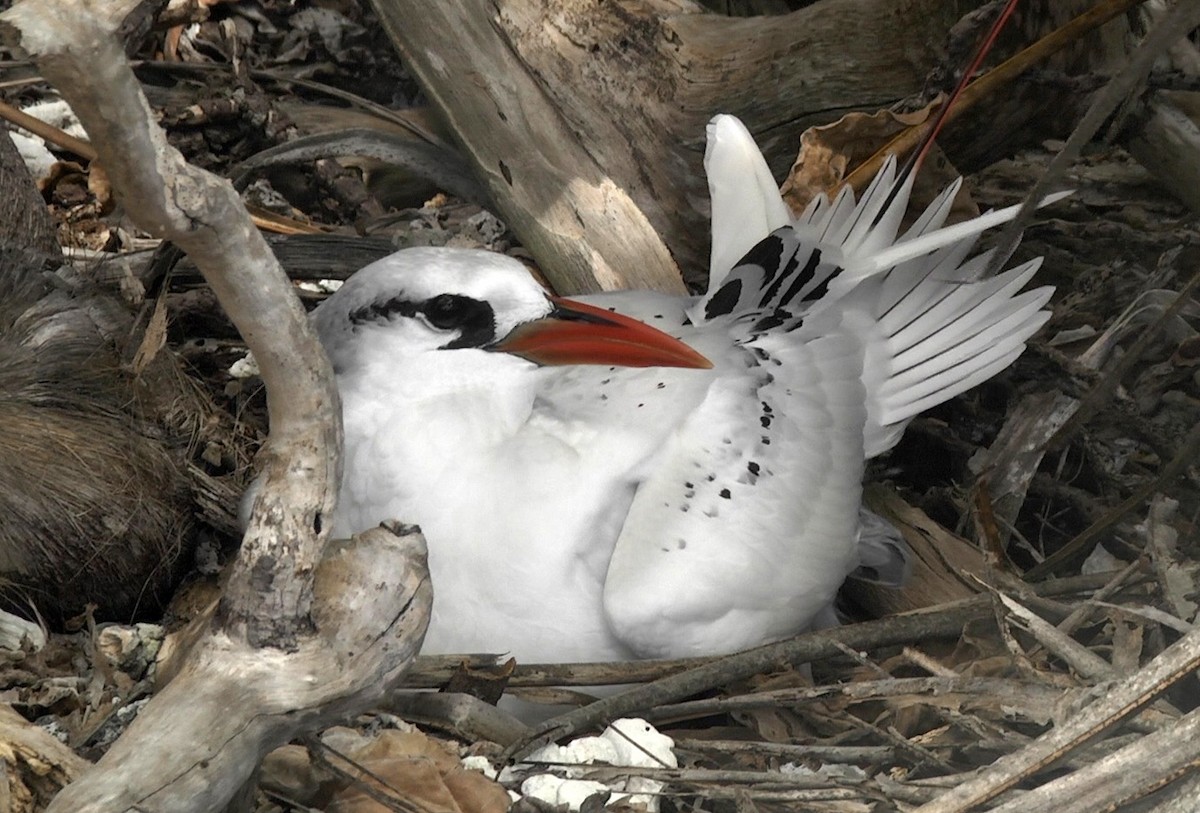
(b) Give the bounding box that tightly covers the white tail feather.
[705,115,791,290]
[697,115,1060,458]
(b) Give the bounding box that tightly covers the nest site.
[0,2,1197,812]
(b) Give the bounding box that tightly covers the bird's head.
[312,247,711,374]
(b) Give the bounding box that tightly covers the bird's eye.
[424,294,470,329]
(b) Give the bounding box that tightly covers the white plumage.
[309,115,1055,664]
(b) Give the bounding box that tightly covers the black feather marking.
[778,248,823,305]
[802,265,844,303]
[758,240,805,306]
[736,233,787,285]
[748,461,760,476]
[349,296,419,325]
[719,488,732,499]
[704,278,743,319]
[753,309,791,333]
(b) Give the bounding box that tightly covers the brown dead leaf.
[86,159,114,215]
[443,656,514,705]
[779,101,978,224]
[327,728,509,813]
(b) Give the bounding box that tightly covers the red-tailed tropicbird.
[309,115,1057,664]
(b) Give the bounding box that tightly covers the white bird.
[310,115,1055,664]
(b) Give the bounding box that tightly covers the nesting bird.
[310,115,1054,664]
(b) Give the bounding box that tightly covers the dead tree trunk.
[371,0,1130,293]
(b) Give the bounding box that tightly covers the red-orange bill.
[494,297,713,369]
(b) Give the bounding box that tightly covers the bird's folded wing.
[601,331,870,660]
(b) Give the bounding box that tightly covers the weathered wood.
[370,0,959,292]
[369,0,1129,293]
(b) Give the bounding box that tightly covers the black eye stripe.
[432,295,496,349]
[345,293,497,349]
[424,294,473,328]
[348,296,418,325]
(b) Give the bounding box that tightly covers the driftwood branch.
[0,2,431,810]
[506,570,1138,758]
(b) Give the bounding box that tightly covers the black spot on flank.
[638,403,644,408]
[601,378,611,385]
[719,488,731,499]
[761,415,772,429]
[762,436,771,445]
[706,474,716,482]
[752,347,769,361]
[654,314,664,319]
[499,159,513,185]
[656,382,665,389]
[705,278,742,319]
[607,307,617,313]
[681,505,689,513]
[761,401,773,414]
[684,482,694,489]
[748,461,761,476]
[722,437,732,444]
[600,394,608,400]
[684,489,695,499]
